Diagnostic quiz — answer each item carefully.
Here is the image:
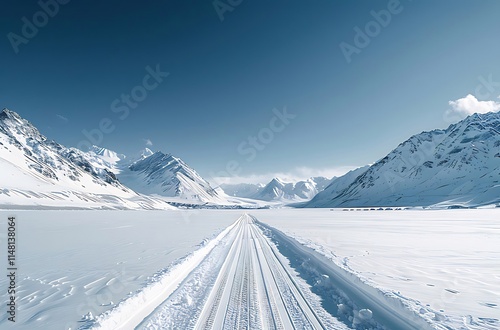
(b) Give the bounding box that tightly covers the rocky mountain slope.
[0,109,173,209]
[307,112,500,208]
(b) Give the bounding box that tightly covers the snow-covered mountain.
[307,112,500,208]
[252,176,331,202]
[306,166,370,207]
[79,143,227,204]
[89,145,125,165]
[0,109,173,209]
[117,151,227,203]
[219,183,265,198]
[134,147,154,160]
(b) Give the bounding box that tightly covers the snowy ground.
[0,209,498,329]
[256,209,500,330]
[0,210,237,329]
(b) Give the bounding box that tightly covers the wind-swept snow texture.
[0,210,239,330]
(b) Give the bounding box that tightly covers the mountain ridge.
[117,150,226,203]
[221,176,331,202]
[307,111,500,208]
[0,108,174,209]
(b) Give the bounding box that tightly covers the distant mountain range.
[255,177,331,201]
[219,183,265,199]
[2,108,499,209]
[221,177,331,202]
[307,112,500,208]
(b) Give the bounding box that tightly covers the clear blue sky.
[2,0,500,183]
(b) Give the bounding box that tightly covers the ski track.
[87,214,432,330]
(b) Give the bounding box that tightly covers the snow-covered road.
[134,214,343,329]
[89,214,348,329]
[88,213,434,330]
[194,214,325,329]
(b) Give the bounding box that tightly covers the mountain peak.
[0,108,23,122]
[455,111,500,129]
[121,149,225,203]
[0,108,131,196]
[270,177,285,185]
[88,145,125,164]
[250,176,331,202]
[1,108,13,115]
[142,148,154,157]
[0,108,47,145]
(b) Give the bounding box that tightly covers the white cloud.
[143,138,153,146]
[209,166,360,186]
[448,94,500,117]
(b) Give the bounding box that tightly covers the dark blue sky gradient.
[2,0,500,180]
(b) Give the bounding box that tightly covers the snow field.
[0,209,497,330]
[0,210,239,329]
[255,208,500,330]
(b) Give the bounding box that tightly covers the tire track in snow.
[192,214,326,329]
